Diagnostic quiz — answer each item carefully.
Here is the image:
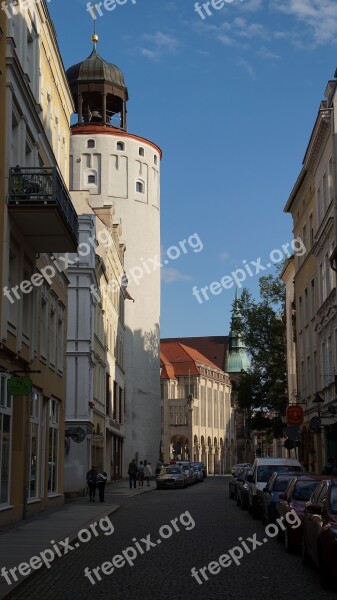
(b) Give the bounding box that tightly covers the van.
[248,457,303,518]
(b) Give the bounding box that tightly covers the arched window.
[116,141,125,151]
[154,155,158,165]
[136,181,144,194]
[139,147,144,157]
[88,174,96,184]
[87,139,95,148]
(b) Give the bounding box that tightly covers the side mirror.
[278,492,286,501]
[263,487,269,493]
[305,502,322,515]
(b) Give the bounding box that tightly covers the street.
[4,477,336,600]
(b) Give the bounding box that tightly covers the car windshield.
[257,465,302,482]
[293,480,320,501]
[163,467,181,475]
[273,476,294,491]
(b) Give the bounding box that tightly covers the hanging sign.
[8,376,32,396]
[286,405,304,426]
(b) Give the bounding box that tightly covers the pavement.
[0,478,155,599]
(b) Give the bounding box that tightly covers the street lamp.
[313,392,324,418]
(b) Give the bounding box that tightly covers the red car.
[302,478,337,589]
[277,475,326,553]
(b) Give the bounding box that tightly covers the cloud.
[257,46,281,59]
[237,58,256,78]
[219,251,230,261]
[274,0,337,45]
[140,48,160,62]
[142,31,180,52]
[161,268,193,284]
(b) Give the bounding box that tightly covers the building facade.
[284,75,337,472]
[64,193,126,494]
[161,339,234,473]
[65,35,162,473]
[0,1,77,526]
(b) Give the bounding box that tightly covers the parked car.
[176,461,194,485]
[302,478,337,588]
[261,471,303,525]
[193,465,204,482]
[229,465,246,499]
[236,467,253,510]
[231,463,251,475]
[189,466,199,484]
[249,457,304,519]
[277,474,325,553]
[156,466,187,489]
[190,461,207,478]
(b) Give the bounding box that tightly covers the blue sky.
[49,0,337,337]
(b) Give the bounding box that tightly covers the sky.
[48,0,337,338]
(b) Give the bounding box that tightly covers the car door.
[305,482,327,563]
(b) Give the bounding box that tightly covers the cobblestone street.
[4,478,336,600]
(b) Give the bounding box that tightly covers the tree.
[232,274,287,437]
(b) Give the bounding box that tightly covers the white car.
[248,457,303,519]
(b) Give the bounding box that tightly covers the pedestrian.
[128,458,138,489]
[138,461,145,487]
[145,462,152,486]
[86,465,97,502]
[96,471,107,502]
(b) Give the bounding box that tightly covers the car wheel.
[236,492,241,506]
[284,526,294,554]
[229,486,233,499]
[301,539,310,566]
[262,509,268,526]
[318,544,334,590]
[251,498,259,519]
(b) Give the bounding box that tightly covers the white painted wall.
[70,130,161,472]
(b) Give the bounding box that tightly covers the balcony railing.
[8,167,78,252]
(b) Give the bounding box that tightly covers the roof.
[160,340,227,380]
[161,336,228,371]
[66,47,127,93]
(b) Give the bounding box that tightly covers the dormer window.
[87,139,95,148]
[116,141,125,151]
[88,175,96,184]
[139,147,144,157]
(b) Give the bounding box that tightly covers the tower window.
[136,181,144,194]
[88,175,96,184]
[154,155,158,165]
[87,139,95,148]
[139,147,144,157]
[116,141,125,151]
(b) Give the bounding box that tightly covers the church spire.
[227,289,250,373]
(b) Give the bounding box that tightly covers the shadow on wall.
[124,322,161,461]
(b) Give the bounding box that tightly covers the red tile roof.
[161,336,228,371]
[160,338,228,379]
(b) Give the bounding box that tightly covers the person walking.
[86,465,97,502]
[145,462,152,486]
[128,459,138,489]
[96,471,107,502]
[138,461,145,487]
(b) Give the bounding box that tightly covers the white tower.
[66,35,162,472]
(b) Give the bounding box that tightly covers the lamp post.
[313,392,324,472]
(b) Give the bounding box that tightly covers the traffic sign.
[284,438,295,450]
[310,416,321,433]
[286,405,304,426]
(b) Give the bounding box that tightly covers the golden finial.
[92,21,99,47]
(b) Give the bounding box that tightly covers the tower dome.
[66,35,129,129]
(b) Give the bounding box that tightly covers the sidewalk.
[0,478,155,599]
